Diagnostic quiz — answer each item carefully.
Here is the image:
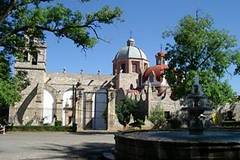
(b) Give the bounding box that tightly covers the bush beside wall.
[7,126,72,132]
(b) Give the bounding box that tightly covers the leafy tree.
[0,0,122,107]
[116,97,147,128]
[130,100,146,128]
[0,54,21,107]
[0,54,30,108]
[163,13,237,106]
[232,52,240,75]
[148,104,166,129]
[115,97,137,128]
[0,0,122,56]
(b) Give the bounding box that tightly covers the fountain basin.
[115,130,240,160]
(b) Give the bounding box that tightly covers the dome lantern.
[127,38,135,46]
[112,37,149,75]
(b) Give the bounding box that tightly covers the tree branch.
[0,0,16,23]
[89,26,110,43]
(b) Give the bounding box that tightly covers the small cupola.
[127,38,135,46]
[142,50,168,83]
[155,51,166,65]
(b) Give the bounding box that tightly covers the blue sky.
[45,0,240,94]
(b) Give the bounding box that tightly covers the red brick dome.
[143,50,168,83]
[142,64,168,83]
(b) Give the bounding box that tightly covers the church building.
[9,37,181,131]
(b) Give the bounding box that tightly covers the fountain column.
[182,75,211,135]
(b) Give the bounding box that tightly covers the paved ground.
[0,132,115,160]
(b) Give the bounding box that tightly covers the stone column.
[146,82,153,116]
[76,89,84,132]
[55,93,63,123]
[128,59,132,73]
[107,88,117,131]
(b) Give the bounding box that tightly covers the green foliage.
[211,111,222,126]
[0,55,11,80]
[0,55,22,107]
[7,125,71,132]
[232,52,240,75]
[148,105,166,129]
[0,0,122,108]
[0,0,122,58]
[116,97,147,128]
[201,71,237,107]
[130,100,146,128]
[54,120,62,127]
[163,13,237,106]
[0,54,30,107]
[13,71,30,91]
[115,97,137,127]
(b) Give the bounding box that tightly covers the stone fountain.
[181,75,211,135]
[115,76,240,160]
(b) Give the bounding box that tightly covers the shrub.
[130,101,146,128]
[115,97,137,127]
[116,97,148,128]
[55,120,62,127]
[148,105,166,129]
[7,126,72,132]
[211,112,222,126]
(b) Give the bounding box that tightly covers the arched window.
[132,61,140,73]
[32,52,38,65]
[120,64,126,73]
[161,57,165,65]
[144,63,148,70]
[132,63,138,73]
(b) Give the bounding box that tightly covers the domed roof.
[143,50,169,83]
[143,64,168,83]
[113,38,148,61]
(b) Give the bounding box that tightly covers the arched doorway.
[43,89,54,124]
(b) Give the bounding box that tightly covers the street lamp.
[72,82,81,131]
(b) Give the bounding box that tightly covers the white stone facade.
[9,38,181,131]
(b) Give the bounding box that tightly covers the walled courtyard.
[0,132,114,160]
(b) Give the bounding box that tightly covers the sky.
[44,0,240,94]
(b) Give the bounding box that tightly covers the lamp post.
[72,82,81,131]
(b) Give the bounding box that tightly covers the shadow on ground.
[22,142,114,160]
[69,131,118,135]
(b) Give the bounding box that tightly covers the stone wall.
[11,62,181,130]
[147,85,181,116]
[116,72,139,90]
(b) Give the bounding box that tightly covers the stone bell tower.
[10,40,47,125]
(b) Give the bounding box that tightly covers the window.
[161,58,165,65]
[32,52,38,65]
[132,63,138,73]
[132,61,139,73]
[144,63,148,70]
[120,64,126,73]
